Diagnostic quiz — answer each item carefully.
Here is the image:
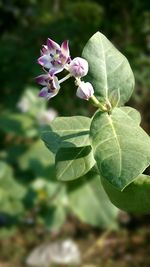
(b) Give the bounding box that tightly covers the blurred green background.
[0,0,150,266]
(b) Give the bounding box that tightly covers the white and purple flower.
[68,57,88,78]
[76,81,94,100]
[38,38,70,75]
[36,37,95,103]
[35,73,60,100]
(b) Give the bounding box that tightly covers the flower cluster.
[35,38,94,101]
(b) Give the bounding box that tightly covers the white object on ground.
[26,239,81,267]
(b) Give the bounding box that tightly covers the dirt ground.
[0,214,150,267]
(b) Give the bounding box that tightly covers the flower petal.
[39,87,49,98]
[49,66,64,76]
[37,55,52,69]
[47,38,60,51]
[40,45,49,55]
[47,88,60,99]
[35,74,49,85]
[53,76,60,90]
[61,40,70,58]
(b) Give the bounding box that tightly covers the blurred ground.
[0,215,150,267]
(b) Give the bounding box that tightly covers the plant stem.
[59,73,71,84]
[90,95,107,112]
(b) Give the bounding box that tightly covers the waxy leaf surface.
[101,174,150,213]
[90,108,150,190]
[55,146,95,181]
[82,32,135,105]
[41,116,95,181]
[120,106,141,125]
[68,171,118,228]
[41,116,91,154]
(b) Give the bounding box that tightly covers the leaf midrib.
[107,114,122,177]
[57,141,89,180]
[100,35,108,100]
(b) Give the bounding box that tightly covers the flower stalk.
[59,73,72,84]
[89,95,107,112]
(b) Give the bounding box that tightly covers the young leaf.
[68,171,118,229]
[82,32,135,105]
[101,174,150,213]
[41,116,91,154]
[55,146,95,181]
[109,89,120,108]
[90,108,150,190]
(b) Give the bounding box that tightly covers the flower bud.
[69,57,88,78]
[76,81,94,100]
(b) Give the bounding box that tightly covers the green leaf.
[109,89,120,108]
[120,106,141,125]
[68,171,118,229]
[19,140,56,178]
[41,116,91,154]
[55,146,95,181]
[101,174,150,213]
[39,205,66,231]
[0,113,37,137]
[42,116,95,181]
[90,108,150,190]
[82,32,135,105]
[0,161,26,215]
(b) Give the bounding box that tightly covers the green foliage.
[0,161,26,216]
[0,113,37,138]
[42,116,95,181]
[90,107,150,190]
[120,106,141,125]
[82,32,135,106]
[101,174,150,213]
[0,87,119,234]
[42,116,91,153]
[68,171,118,228]
[42,32,150,214]
[55,145,95,181]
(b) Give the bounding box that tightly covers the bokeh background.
[0,0,150,266]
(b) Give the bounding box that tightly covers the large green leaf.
[90,108,150,190]
[42,116,95,181]
[68,171,118,229]
[101,174,150,213]
[55,146,95,181]
[120,106,141,125]
[82,32,135,105]
[41,116,91,154]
